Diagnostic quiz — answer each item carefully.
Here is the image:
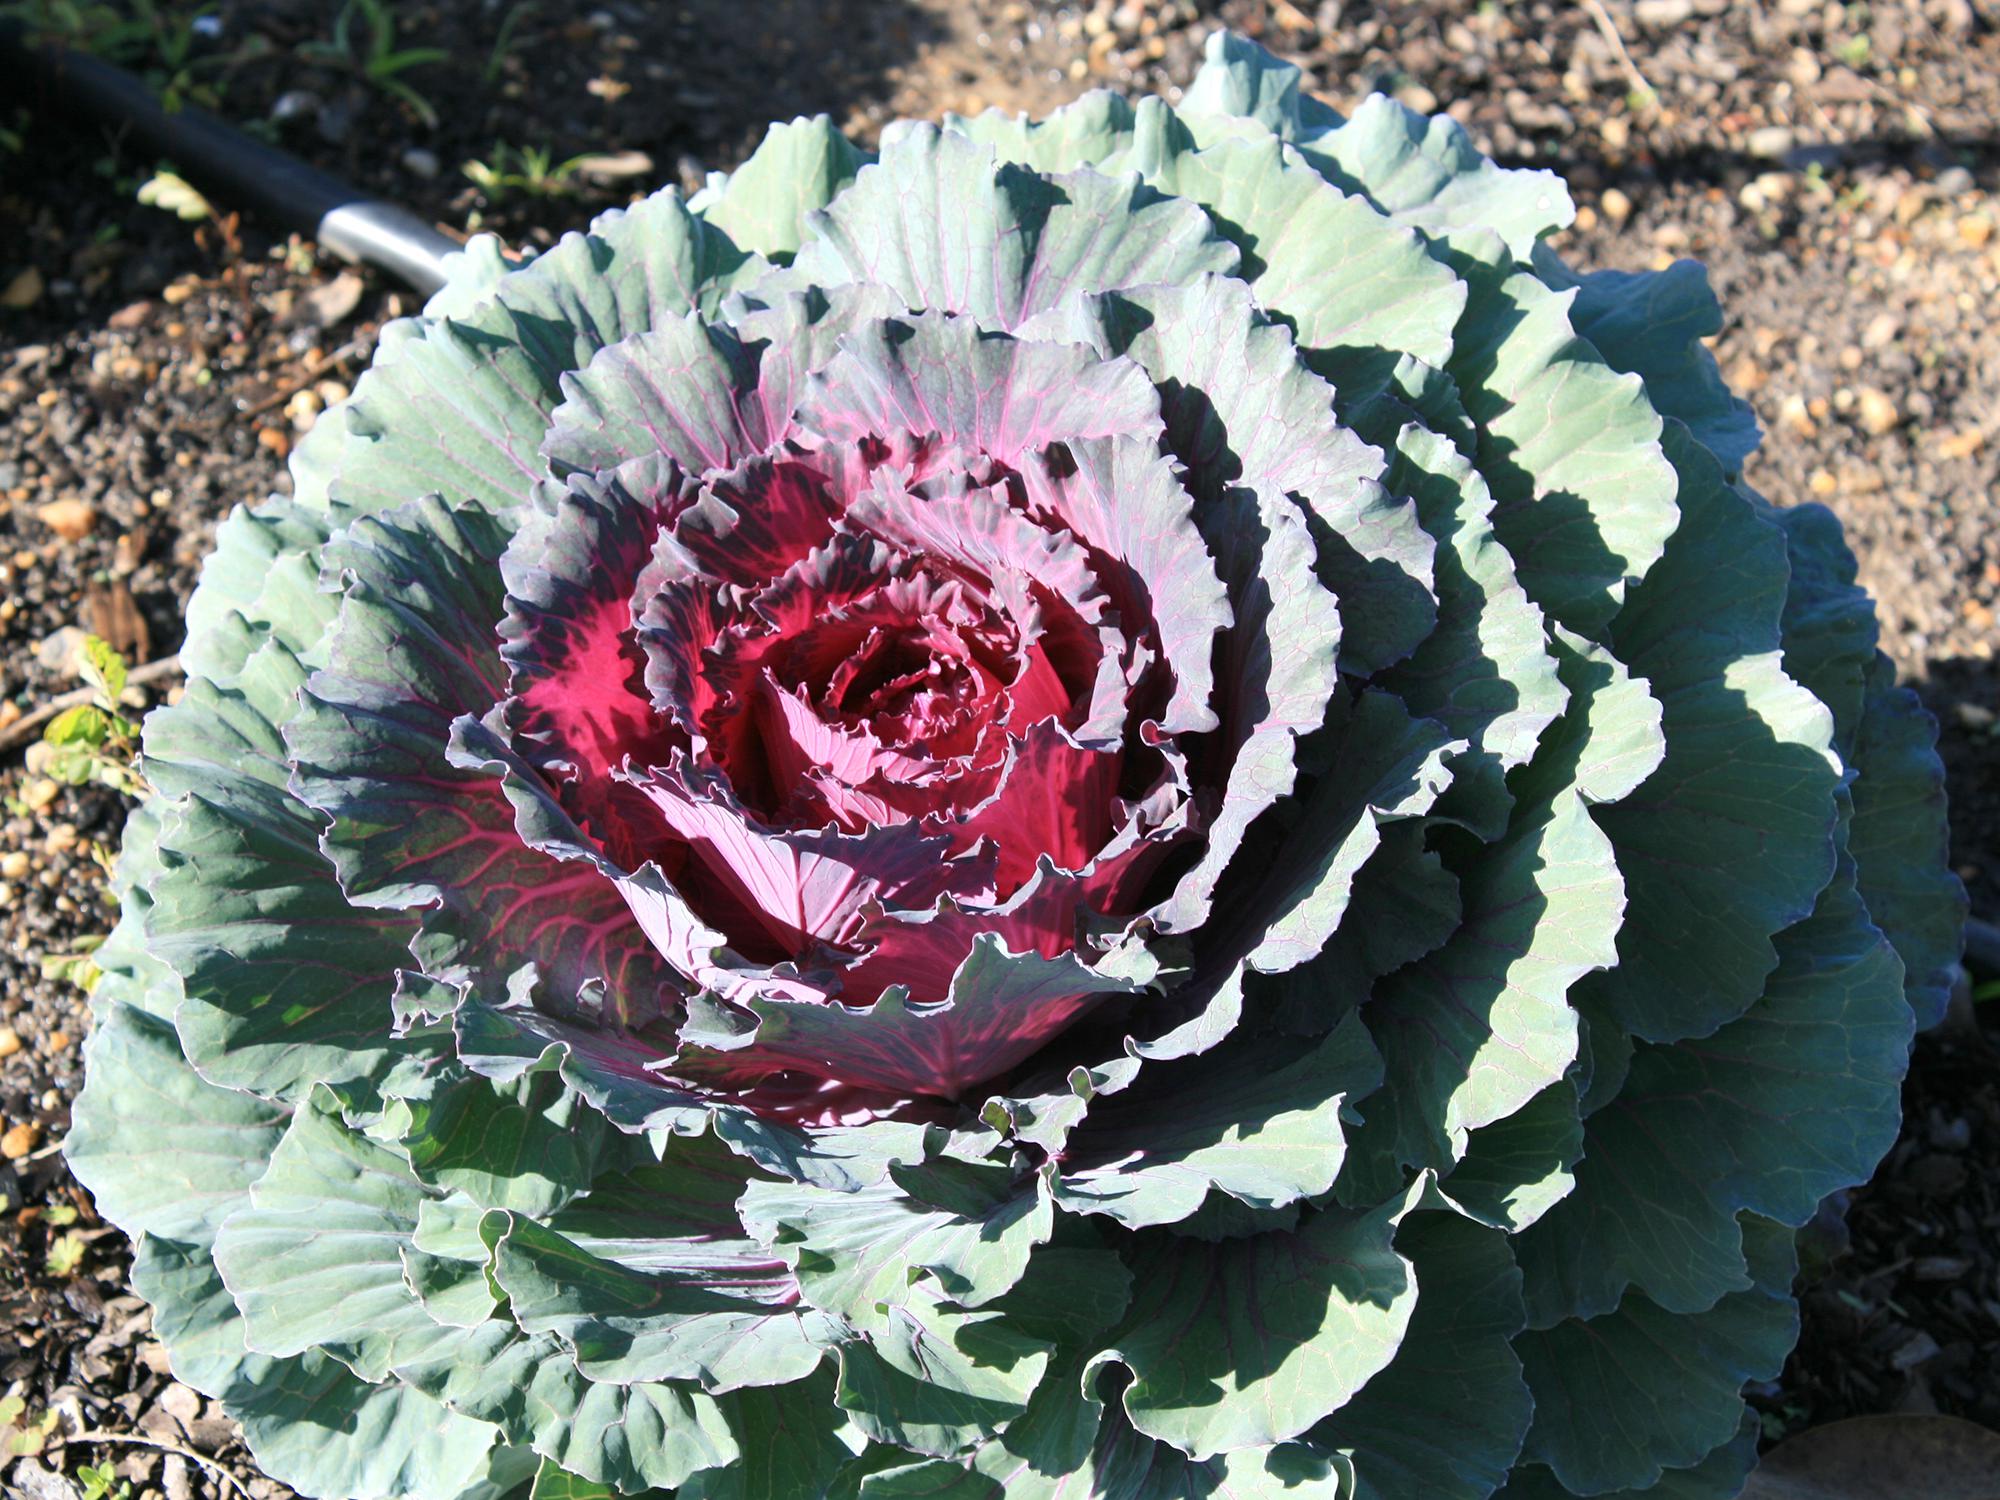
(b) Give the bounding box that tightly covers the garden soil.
[2,2,1997,1495]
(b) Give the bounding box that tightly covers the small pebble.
[35,498,97,541]
[1746,125,1795,159]
[0,1120,41,1159]
[0,1026,20,1059]
[1856,387,1900,436]
[270,88,321,124]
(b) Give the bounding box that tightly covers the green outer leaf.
[1178,31,1343,143]
[740,1144,1051,1330]
[390,1061,608,1216]
[393,1322,748,1494]
[176,497,335,686]
[1349,633,1654,1187]
[1441,1082,1585,1233]
[1495,1413,1761,1500]
[1849,654,1965,1030]
[1053,1015,1380,1228]
[1769,499,1876,757]
[678,1369,861,1500]
[833,1286,1052,1457]
[486,1206,825,1392]
[147,773,423,1101]
[1517,850,1911,1322]
[1446,238,1678,637]
[1536,248,1760,475]
[70,988,509,1500]
[292,187,758,518]
[1298,92,1574,259]
[957,88,1468,403]
[1255,821,1458,1039]
[1582,423,1842,1043]
[82,798,181,1025]
[132,502,422,1109]
[793,124,1236,334]
[1312,1212,1531,1500]
[1515,1218,1798,1495]
[1096,1188,1418,1457]
[847,1459,999,1500]
[697,115,866,259]
[1235,689,1460,976]
[212,1087,474,1384]
[136,1237,511,1500]
[529,1457,617,1500]
[1129,108,1467,396]
[1361,400,1566,832]
[542,311,764,477]
[66,1002,288,1245]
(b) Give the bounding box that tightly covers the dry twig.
[238,334,372,418]
[68,1429,252,1500]
[1582,0,1656,103]
[0,655,182,756]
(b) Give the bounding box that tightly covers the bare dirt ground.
[1,2,1996,1495]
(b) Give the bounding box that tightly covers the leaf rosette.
[68,35,1962,1500]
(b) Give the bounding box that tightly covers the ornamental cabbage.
[68,34,1963,1500]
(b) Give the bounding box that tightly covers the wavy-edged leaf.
[1358,397,1566,834]
[147,771,422,1102]
[1849,655,1964,1030]
[834,1283,1053,1457]
[292,188,757,518]
[1581,423,1842,1043]
[529,1457,616,1500]
[794,124,1235,333]
[67,1002,289,1245]
[1516,856,1911,1322]
[388,1059,609,1216]
[1348,634,1655,1186]
[697,115,866,260]
[741,1142,1050,1330]
[1446,236,1678,637]
[392,1316,749,1495]
[1537,248,1761,476]
[1094,1187,1419,1457]
[959,90,1468,402]
[1313,1212,1531,1500]
[1298,93,1574,260]
[1177,30,1343,143]
[486,1201,825,1393]
[1515,1217,1798,1495]
[137,1237,510,1500]
[1496,1414,1760,1500]
[176,497,336,685]
[678,1368,861,1500]
[212,1087,482,1383]
[1053,1014,1379,1229]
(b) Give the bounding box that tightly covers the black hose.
[0,20,458,295]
